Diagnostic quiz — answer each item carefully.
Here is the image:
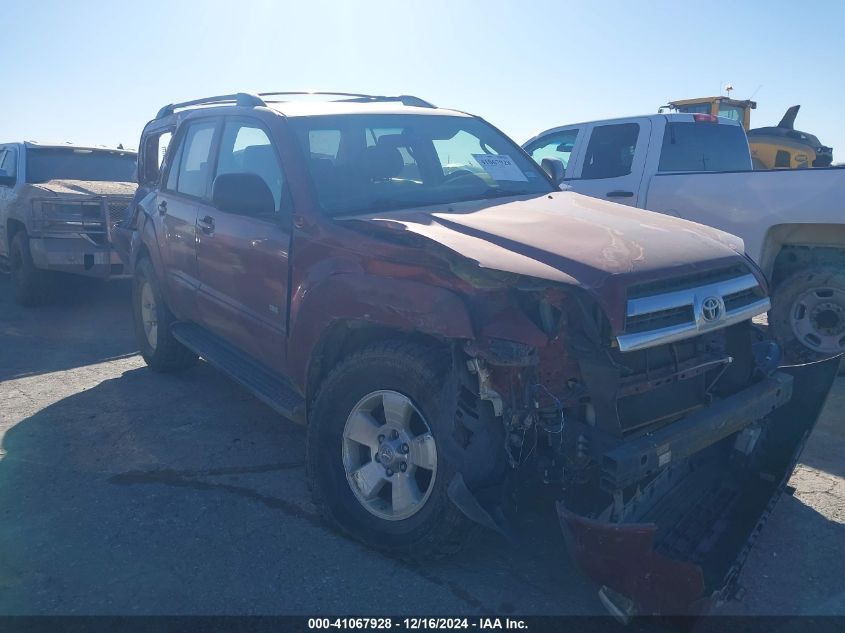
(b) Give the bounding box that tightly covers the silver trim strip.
[627,274,759,317]
[617,297,770,352]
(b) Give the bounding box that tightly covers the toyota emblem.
[701,296,724,323]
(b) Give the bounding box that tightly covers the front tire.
[307,340,471,559]
[132,257,197,372]
[770,266,845,369]
[9,231,51,306]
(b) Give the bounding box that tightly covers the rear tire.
[769,266,845,371]
[9,231,52,306]
[132,257,197,372]
[307,340,472,559]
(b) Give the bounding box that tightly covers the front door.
[567,119,651,207]
[195,117,291,373]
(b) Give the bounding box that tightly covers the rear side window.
[174,121,217,198]
[658,122,751,172]
[581,123,639,179]
[526,129,579,169]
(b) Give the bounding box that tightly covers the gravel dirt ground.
[0,275,842,617]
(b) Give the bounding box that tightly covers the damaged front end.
[557,358,839,616]
[452,266,839,616]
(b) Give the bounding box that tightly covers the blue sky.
[2,0,842,159]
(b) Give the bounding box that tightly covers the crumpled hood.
[342,191,753,332]
[29,179,136,197]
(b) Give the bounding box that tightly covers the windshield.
[658,122,752,172]
[26,148,136,184]
[288,114,552,216]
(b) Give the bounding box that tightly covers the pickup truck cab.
[525,114,845,365]
[0,141,137,305]
[124,93,838,615]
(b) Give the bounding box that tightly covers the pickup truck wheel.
[770,267,845,368]
[307,341,471,559]
[9,231,51,306]
[132,258,197,372]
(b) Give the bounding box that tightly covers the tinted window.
[581,123,639,179]
[25,148,136,184]
[215,121,285,212]
[289,114,551,216]
[174,121,217,198]
[0,147,17,183]
[658,122,751,172]
[525,129,579,168]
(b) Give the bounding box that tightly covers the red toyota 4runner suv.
[123,92,838,615]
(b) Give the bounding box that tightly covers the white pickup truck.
[524,113,845,365]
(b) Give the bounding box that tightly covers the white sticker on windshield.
[472,154,528,182]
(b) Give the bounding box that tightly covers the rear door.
[195,116,291,374]
[155,118,219,320]
[566,118,651,206]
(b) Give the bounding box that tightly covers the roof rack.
[258,91,436,108]
[156,92,266,119]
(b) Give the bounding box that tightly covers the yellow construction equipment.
[662,97,833,169]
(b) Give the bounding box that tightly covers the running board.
[170,322,305,423]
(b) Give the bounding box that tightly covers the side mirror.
[541,157,566,185]
[0,169,15,187]
[212,172,275,216]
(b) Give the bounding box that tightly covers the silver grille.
[617,271,770,352]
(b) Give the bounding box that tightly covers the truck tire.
[132,257,197,372]
[9,231,51,306]
[770,266,845,370]
[307,340,472,559]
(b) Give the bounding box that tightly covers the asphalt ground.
[0,276,842,617]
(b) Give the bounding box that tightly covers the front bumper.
[557,357,841,615]
[28,236,127,279]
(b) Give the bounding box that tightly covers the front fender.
[287,272,475,391]
[132,204,168,292]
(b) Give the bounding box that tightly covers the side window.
[165,135,184,191]
[0,147,18,185]
[141,130,173,184]
[215,121,285,212]
[158,132,173,168]
[581,123,639,179]
[174,121,217,198]
[526,129,579,169]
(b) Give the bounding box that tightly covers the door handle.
[198,215,215,234]
[606,190,634,198]
[158,200,168,215]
